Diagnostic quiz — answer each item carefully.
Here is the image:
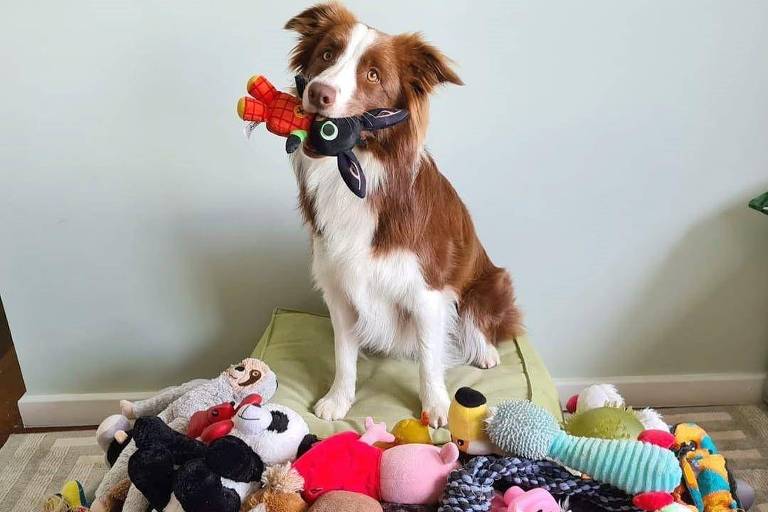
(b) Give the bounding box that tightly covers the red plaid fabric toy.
[237,75,313,153]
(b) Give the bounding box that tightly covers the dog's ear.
[284,2,357,72]
[284,2,353,37]
[396,33,463,96]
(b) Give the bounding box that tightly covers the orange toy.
[237,75,313,153]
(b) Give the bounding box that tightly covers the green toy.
[749,191,768,215]
[563,406,645,440]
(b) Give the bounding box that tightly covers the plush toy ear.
[238,394,263,410]
[207,436,265,483]
[440,442,460,464]
[360,108,409,131]
[295,75,308,98]
[284,2,357,72]
[503,486,525,505]
[396,33,463,96]
[337,151,366,198]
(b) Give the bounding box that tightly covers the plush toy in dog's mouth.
[307,108,409,198]
[298,75,409,198]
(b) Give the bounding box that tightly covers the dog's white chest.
[293,150,425,355]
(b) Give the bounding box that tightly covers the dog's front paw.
[314,393,352,421]
[422,390,451,428]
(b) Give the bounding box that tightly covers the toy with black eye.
[308,108,409,198]
[239,74,408,198]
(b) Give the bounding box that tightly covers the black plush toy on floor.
[308,108,409,198]
[128,416,264,512]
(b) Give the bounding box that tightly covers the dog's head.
[285,2,462,143]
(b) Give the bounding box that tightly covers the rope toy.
[438,455,641,512]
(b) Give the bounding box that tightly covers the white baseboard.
[555,372,767,409]
[18,372,767,427]
[18,391,157,428]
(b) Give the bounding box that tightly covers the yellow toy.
[672,423,740,512]
[391,412,432,445]
[42,480,89,512]
[447,387,495,455]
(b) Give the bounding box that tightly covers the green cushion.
[252,308,562,441]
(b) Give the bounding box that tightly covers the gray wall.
[1,1,767,395]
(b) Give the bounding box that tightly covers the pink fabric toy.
[380,442,460,504]
[491,487,561,512]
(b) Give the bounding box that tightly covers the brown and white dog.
[285,2,522,427]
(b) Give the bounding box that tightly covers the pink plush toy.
[293,417,460,505]
[491,487,561,512]
[380,442,460,504]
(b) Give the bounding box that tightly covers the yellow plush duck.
[447,387,495,455]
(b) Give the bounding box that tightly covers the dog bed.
[252,308,562,441]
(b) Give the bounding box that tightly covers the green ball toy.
[564,406,645,440]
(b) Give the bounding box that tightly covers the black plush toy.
[297,75,409,198]
[308,108,409,198]
[128,416,264,512]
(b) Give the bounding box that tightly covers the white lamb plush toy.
[91,358,278,512]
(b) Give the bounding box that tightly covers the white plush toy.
[238,403,310,466]
[565,383,669,432]
[91,358,278,512]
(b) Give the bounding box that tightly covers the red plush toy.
[186,394,263,442]
[187,402,235,439]
[237,75,313,154]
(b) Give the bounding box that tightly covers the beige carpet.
[0,405,766,511]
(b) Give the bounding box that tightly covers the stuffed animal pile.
[78,360,462,512]
[89,358,310,512]
[45,368,757,512]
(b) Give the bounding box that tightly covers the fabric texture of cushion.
[252,308,562,441]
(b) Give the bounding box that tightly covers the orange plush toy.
[237,75,313,153]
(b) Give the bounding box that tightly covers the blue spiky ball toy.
[486,399,560,458]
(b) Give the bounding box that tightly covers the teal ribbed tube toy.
[487,400,682,496]
[548,431,680,494]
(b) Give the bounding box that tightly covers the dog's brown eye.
[322,50,333,62]
[366,68,380,83]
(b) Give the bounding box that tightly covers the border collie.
[284,2,522,426]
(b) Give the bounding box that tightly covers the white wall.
[1,0,767,396]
